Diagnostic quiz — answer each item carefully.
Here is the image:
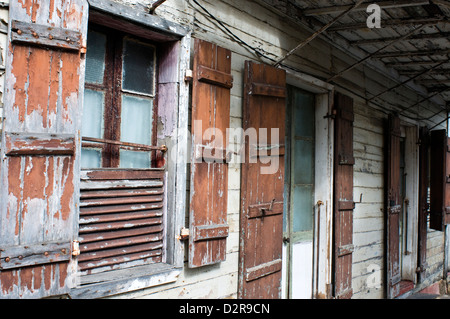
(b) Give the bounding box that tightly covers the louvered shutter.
[0,0,88,298]
[386,113,402,299]
[78,169,165,275]
[332,92,355,299]
[429,129,450,231]
[188,39,233,268]
[239,61,286,299]
[417,127,429,281]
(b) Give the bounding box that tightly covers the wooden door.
[417,127,429,282]
[0,0,88,298]
[239,61,286,299]
[332,92,355,299]
[386,113,402,299]
[430,129,450,231]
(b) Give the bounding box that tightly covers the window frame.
[82,24,159,169]
[70,2,190,298]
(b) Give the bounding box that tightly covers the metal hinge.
[71,240,80,257]
[184,69,193,82]
[179,228,190,240]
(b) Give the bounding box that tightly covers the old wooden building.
[0,0,449,299]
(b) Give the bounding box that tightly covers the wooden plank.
[192,225,229,242]
[248,201,283,218]
[79,217,163,233]
[80,202,163,215]
[245,259,282,282]
[79,194,163,207]
[197,65,233,88]
[249,83,286,97]
[81,169,165,180]
[0,242,71,270]
[4,132,75,156]
[11,20,82,51]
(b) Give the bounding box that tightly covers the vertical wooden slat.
[417,127,429,282]
[239,61,286,299]
[429,129,450,231]
[332,92,355,299]
[385,113,402,299]
[188,39,232,268]
[0,0,88,298]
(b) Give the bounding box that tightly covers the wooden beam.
[351,32,450,45]
[368,59,448,101]
[386,60,448,67]
[432,0,450,8]
[302,0,431,16]
[416,79,450,85]
[398,69,450,76]
[327,17,446,32]
[273,0,366,66]
[327,25,427,82]
[372,48,450,58]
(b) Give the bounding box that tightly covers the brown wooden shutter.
[417,127,429,281]
[78,169,165,276]
[0,0,87,298]
[429,129,450,231]
[385,113,402,299]
[332,92,355,299]
[188,39,233,268]
[239,61,286,299]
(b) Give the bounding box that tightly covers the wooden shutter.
[429,129,450,231]
[239,61,286,299]
[332,92,355,299]
[417,127,429,281]
[385,113,402,299]
[78,169,165,277]
[0,0,87,298]
[188,39,233,268]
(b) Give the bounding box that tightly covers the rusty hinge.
[185,69,193,82]
[178,228,190,241]
[71,240,80,257]
[324,109,337,119]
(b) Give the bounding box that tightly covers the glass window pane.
[121,95,152,145]
[119,150,151,168]
[122,39,155,95]
[81,148,101,168]
[82,89,104,139]
[293,139,314,185]
[85,31,106,84]
[293,92,315,138]
[292,185,314,233]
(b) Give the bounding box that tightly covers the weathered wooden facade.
[0,0,449,299]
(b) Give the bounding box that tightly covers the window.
[81,26,157,169]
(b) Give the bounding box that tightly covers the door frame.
[281,70,335,298]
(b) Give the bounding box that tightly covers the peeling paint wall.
[0,1,8,148]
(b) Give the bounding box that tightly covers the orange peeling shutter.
[188,39,232,268]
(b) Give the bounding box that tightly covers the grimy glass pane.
[120,150,151,169]
[120,95,152,145]
[293,91,315,138]
[82,89,104,139]
[81,148,101,168]
[122,38,155,95]
[293,139,314,185]
[85,30,106,84]
[292,185,314,232]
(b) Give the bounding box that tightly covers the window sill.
[69,263,182,299]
